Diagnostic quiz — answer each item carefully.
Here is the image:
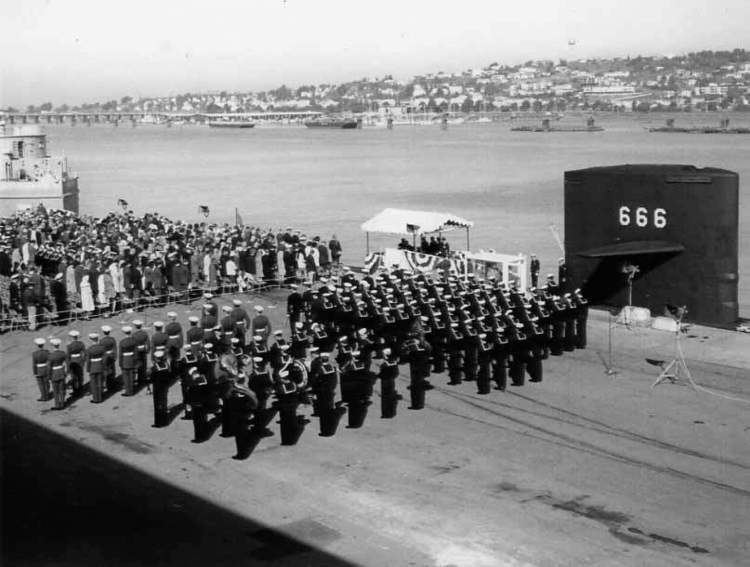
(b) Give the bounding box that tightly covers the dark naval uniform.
[151,356,172,427]
[378,354,401,418]
[227,381,258,459]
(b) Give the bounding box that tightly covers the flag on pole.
[198,205,210,216]
[235,208,243,226]
[117,198,128,208]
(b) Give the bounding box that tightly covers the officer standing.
[529,254,540,288]
[48,338,68,409]
[274,368,304,445]
[151,350,172,427]
[251,305,271,345]
[446,322,464,385]
[186,316,204,355]
[186,367,209,441]
[378,347,401,418]
[151,321,168,360]
[164,311,184,362]
[66,330,86,395]
[177,344,199,419]
[132,319,150,388]
[99,325,118,393]
[119,326,138,396]
[227,374,258,460]
[287,284,304,332]
[219,306,235,353]
[341,351,375,428]
[86,333,106,403]
[229,298,250,348]
[248,356,275,437]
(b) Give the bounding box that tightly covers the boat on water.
[207,120,255,129]
[0,124,79,216]
[648,118,750,134]
[304,117,360,129]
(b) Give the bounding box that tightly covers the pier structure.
[0,110,325,126]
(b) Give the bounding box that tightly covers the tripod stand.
[650,308,692,389]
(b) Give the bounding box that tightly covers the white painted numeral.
[619,206,631,226]
[653,208,667,228]
[635,207,648,227]
[617,206,667,229]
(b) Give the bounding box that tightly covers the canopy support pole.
[466,227,470,251]
[366,232,370,255]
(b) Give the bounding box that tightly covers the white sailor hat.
[188,366,199,375]
[154,350,166,358]
[188,316,199,323]
[279,370,289,378]
[515,322,525,328]
[273,330,283,337]
[254,305,263,313]
[34,337,46,346]
[478,333,487,338]
[280,344,290,352]
[183,344,192,351]
[338,336,348,342]
[132,319,143,327]
[252,357,263,364]
[546,273,555,279]
[167,311,177,318]
[357,328,368,337]
[310,346,319,354]
[231,337,240,344]
[253,335,263,341]
[101,325,112,333]
[295,321,304,330]
[450,322,458,328]
[351,350,361,357]
[50,337,62,347]
[321,352,331,359]
[203,292,213,299]
[221,305,231,313]
[68,330,80,338]
[232,298,242,306]
[319,278,328,284]
[289,284,298,290]
[88,333,99,340]
[121,326,132,334]
[202,303,212,310]
[204,343,213,350]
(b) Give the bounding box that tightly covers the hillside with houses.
[10,49,750,116]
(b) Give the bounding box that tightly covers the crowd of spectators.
[396,235,451,257]
[0,206,343,332]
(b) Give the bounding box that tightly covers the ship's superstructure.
[0,124,79,216]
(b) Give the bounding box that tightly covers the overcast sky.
[1,0,748,107]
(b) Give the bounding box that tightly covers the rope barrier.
[1,277,285,332]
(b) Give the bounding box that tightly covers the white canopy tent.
[361,208,474,253]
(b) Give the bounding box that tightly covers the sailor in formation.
[26,267,587,457]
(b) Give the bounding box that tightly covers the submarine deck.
[1,290,749,567]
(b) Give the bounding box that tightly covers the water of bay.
[46,113,750,316]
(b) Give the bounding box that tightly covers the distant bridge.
[0,110,324,125]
